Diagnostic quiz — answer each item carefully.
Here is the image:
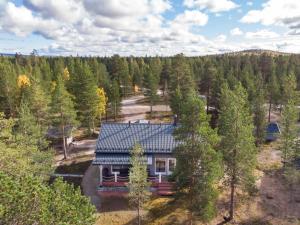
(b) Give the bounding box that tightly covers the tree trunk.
[62,125,68,160]
[229,174,235,220]
[150,103,153,119]
[189,211,193,225]
[114,102,117,121]
[206,86,210,114]
[268,97,272,122]
[138,199,141,225]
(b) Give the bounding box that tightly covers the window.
[155,159,166,173]
[168,159,176,173]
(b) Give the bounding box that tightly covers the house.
[265,122,281,142]
[92,120,178,195]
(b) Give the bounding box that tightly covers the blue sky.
[0,0,299,56]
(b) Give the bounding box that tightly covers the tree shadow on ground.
[100,196,131,213]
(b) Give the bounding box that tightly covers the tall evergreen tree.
[281,99,298,168]
[128,144,150,225]
[109,80,121,121]
[17,100,48,149]
[51,76,77,159]
[143,68,159,118]
[174,93,222,223]
[253,79,266,146]
[218,83,257,222]
[202,61,217,114]
[267,73,280,121]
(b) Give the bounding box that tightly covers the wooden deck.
[98,180,175,196]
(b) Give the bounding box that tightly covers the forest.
[1,52,300,224]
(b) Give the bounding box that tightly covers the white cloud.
[216,34,227,42]
[241,0,300,34]
[246,2,253,6]
[171,10,208,28]
[24,0,86,23]
[1,2,62,37]
[183,0,238,13]
[245,29,279,39]
[1,0,300,56]
[230,27,243,36]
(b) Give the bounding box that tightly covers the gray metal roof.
[92,154,150,165]
[95,122,178,154]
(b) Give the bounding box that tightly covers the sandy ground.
[121,94,170,122]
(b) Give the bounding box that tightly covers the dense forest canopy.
[1,52,300,122]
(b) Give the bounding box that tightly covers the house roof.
[95,122,178,154]
[92,154,150,165]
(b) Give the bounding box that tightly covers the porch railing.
[100,173,165,186]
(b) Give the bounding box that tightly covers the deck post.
[112,172,119,182]
[99,165,103,185]
[158,173,162,183]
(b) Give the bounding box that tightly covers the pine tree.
[28,79,51,127]
[202,61,217,114]
[51,76,77,159]
[17,100,48,149]
[128,144,150,225]
[169,54,195,98]
[281,99,298,168]
[267,73,280,121]
[218,83,257,222]
[169,87,183,118]
[77,63,99,133]
[110,80,121,121]
[174,93,222,223]
[161,60,171,96]
[253,80,266,146]
[143,68,159,118]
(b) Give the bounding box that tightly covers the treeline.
[1,53,300,149]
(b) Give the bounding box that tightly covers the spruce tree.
[174,93,222,223]
[128,144,150,225]
[218,83,257,222]
[51,76,77,159]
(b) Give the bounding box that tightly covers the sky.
[0,0,300,56]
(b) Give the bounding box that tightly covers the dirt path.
[121,94,170,122]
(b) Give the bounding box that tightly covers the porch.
[97,172,175,196]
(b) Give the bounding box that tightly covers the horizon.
[0,0,300,56]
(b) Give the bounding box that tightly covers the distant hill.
[0,53,17,57]
[222,49,294,56]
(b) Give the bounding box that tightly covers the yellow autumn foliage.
[51,81,57,92]
[63,67,70,81]
[17,75,31,88]
[96,87,107,119]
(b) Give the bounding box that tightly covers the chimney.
[173,114,178,126]
[128,121,131,127]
